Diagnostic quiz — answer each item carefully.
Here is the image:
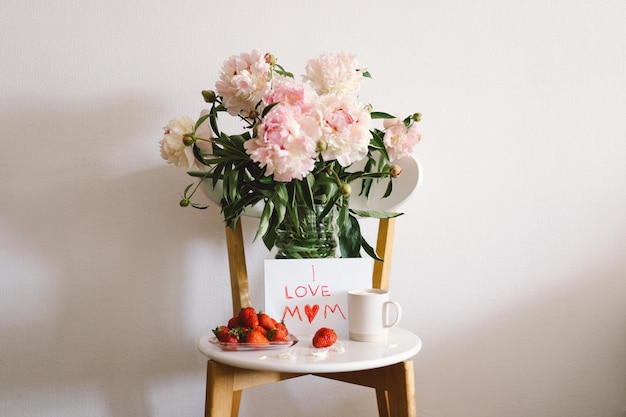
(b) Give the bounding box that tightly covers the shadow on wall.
[413,260,626,417]
[0,98,229,416]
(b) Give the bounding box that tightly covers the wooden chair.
[199,217,421,417]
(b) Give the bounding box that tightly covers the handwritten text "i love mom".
[281,265,346,324]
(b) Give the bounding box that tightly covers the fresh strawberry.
[213,326,229,341]
[238,307,259,328]
[275,322,288,335]
[312,327,337,348]
[254,325,268,336]
[258,313,277,330]
[229,326,246,342]
[268,327,289,342]
[245,328,269,345]
[227,316,240,329]
[213,326,238,344]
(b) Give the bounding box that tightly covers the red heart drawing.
[304,304,320,323]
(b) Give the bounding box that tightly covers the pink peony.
[244,104,320,182]
[319,94,372,166]
[383,120,421,162]
[303,53,365,96]
[263,75,319,115]
[215,49,272,117]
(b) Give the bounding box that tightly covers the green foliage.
[179,58,421,259]
[185,95,414,258]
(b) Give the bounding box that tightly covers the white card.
[264,258,373,337]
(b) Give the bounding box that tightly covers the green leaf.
[370,111,396,119]
[320,193,340,219]
[274,64,294,79]
[272,184,289,226]
[194,112,211,132]
[261,102,280,118]
[192,143,208,166]
[212,164,224,187]
[183,183,194,197]
[209,107,220,136]
[186,170,211,178]
[382,180,393,198]
[191,202,209,210]
[350,208,403,219]
[337,201,348,229]
[262,219,278,250]
[339,214,362,258]
[255,199,274,241]
[359,178,373,198]
[369,130,386,151]
[361,236,382,261]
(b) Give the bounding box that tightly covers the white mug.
[348,289,402,342]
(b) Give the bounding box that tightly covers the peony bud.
[264,53,276,65]
[179,198,190,207]
[412,112,422,122]
[248,109,259,120]
[182,134,194,146]
[201,90,217,103]
[340,183,352,197]
[389,164,403,178]
[316,140,327,152]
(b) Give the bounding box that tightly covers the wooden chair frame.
[204,217,416,417]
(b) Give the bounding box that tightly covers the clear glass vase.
[275,204,339,259]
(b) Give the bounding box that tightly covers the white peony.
[215,49,271,117]
[159,111,212,170]
[159,116,196,169]
[303,53,366,96]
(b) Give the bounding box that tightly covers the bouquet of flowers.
[159,50,421,259]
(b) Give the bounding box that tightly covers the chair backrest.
[225,217,396,316]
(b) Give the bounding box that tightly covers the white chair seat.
[198,327,421,373]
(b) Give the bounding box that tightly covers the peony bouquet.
[160,50,421,258]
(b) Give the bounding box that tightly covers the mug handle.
[383,301,402,328]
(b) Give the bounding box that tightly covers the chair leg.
[205,360,236,417]
[384,360,416,417]
[375,388,391,417]
[314,360,416,417]
[231,390,243,417]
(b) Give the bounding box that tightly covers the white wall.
[1,1,625,416]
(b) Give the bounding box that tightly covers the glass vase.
[275,204,339,259]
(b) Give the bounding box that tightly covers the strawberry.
[312,327,337,348]
[227,316,240,329]
[258,313,277,330]
[238,307,259,328]
[275,322,288,335]
[268,327,289,342]
[229,326,246,342]
[213,326,229,341]
[213,326,238,344]
[254,325,268,336]
[245,328,269,345]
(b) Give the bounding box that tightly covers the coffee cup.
[348,289,402,342]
